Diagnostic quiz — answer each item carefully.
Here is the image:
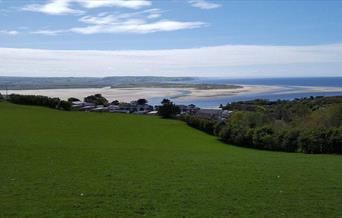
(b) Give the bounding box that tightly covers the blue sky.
[0,0,342,77]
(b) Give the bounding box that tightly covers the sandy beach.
[1,85,342,104]
[0,85,277,102]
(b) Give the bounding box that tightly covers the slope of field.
[0,102,341,217]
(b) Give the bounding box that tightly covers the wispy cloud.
[188,0,221,10]
[30,29,67,36]
[1,43,342,77]
[78,9,164,25]
[79,0,151,9]
[0,30,19,35]
[22,0,151,15]
[71,20,205,34]
[31,9,206,35]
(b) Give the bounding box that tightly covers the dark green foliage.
[58,100,72,111]
[276,129,300,152]
[67,97,80,102]
[158,99,180,118]
[252,126,274,150]
[161,98,170,104]
[7,94,71,111]
[84,94,108,105]
[111,100,120,105]
[0,93,3,100]
[137,98,148,105]
[299,127,342,154]
[183,96,342,154]
[180,115,217,135]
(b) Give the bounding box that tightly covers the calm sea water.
[150,77,342,108]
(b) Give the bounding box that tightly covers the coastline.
[2,85,342,105]
[0,85,275,102]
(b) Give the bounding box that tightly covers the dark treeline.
[181,96,342,154]
[7,94,71,111]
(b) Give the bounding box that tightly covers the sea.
[150,77,342,108]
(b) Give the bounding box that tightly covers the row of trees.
[4,93,151,111]
[7,94,72,111]
[180,115,217,135]
[181,96,342,154]
[75,94,149,106]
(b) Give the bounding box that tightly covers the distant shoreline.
[0,85,245,102]
[2,85,342,105]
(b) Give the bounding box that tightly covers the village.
[69,94,231,121]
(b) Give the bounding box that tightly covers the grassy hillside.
[0,102,341,217]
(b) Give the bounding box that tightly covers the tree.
[0,93,3,100]
[252,126,274,150]
[158,99,180,118]
[84,94,108,105]
[111,100,120,105]
[161,98,170,105]
[137,98,148,105]
[68,97,80,102]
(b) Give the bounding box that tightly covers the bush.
[252,126,275,150]
[299,127,342,154]
[276,129,300,152]
[181,115,217,135]
[59,100,72,111]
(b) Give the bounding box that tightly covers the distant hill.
[0,76,195,90]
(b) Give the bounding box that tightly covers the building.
[71,101,96,111]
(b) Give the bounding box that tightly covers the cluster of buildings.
[71,100,154,114]
[71,99,231,120]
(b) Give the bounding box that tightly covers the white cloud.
[30,29,67,36]
[32,9,205,34]
[188,0,221,10]
[0,30,19,35]
[79,0,151,9]
[22,0,151,15]
[1,43,342,77]
[71,19,205,34]
[78,9,163,25]
[22,0,84,15]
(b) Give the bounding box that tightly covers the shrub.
[181,115,218,135]
[252,126,275,150]
[59,100,72,111]
[276,129,300,152]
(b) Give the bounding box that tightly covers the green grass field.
[0,102,341,217]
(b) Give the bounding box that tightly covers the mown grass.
[0,102,341,218]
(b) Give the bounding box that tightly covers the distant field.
[0,102,341,217]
